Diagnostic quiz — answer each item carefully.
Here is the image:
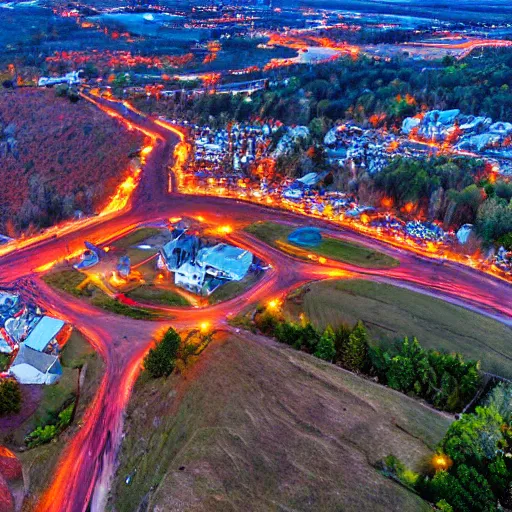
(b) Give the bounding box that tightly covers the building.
[23,316,66,354]
[159,231,253,295]
[9,345,62,385]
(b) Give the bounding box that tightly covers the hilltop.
[111,332,452,511]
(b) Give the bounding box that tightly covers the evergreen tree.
[314,325,336,362]
[144,328,181,378]
[340,321,370,372]
[333,324,351,364]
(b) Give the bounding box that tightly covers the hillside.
[0,88,143,234]
[283,279,512,378]
[111,332,452,512]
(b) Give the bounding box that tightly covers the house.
[9,345,62,385]
[196,243,253,282]
[23,316,65,354]
[160,232,253,295]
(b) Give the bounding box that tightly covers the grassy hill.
[244,221,399,269]
[284,279,512,378]
[111,332,451,512]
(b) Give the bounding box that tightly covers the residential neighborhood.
[0,291,69,385]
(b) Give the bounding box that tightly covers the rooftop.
[23,316,65,352]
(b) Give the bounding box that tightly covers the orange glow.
[403,202,415,214]
[432,454,452,472]
[267,298,280,310]
[101,168,141,215]
[218,225,233,235]
[200,321,210,333]
[318,257,327,264]
[381,197,393,209]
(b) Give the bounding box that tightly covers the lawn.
[245,221,399,268]
[208,271,261,305]
[111,333,451,512]
[126,285,190,307]
[42,269,88,297]
[284,279,512,378]
[43,269,161,320]
[110,227,162,250]
[91,292,160,320]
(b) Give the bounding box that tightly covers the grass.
[42,269,88,297]
[126,285,190,307]
[0,353,9,372]
[111,227,162,251]
[60,330,96,368]
[91,292,160,320]
[208,272,261,305]
[245,221,399,268]
[43,269,161,320]
[14,331,105,502]
[284,279,512,378]
[111,333,451,512]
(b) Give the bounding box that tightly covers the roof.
[12,344,62,375]
[24,316,65,352]
[197,243,252,281]
[161,233,199,271]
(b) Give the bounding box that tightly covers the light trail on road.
[0,95,509,512]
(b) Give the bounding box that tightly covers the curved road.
[0,95,510,512]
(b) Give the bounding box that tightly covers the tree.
[314,326,336,362]
[387,354,416,393]
[144,328,181,378]
[441,406,504,469]
[340,321,370,372]
[0,378,22,416]
[476,197,512,246]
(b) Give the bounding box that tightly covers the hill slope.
[112,332,451,512]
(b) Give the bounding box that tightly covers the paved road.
[1,95,510,512]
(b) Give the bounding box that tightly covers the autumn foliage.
[0,88,143,235]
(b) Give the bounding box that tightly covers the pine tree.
[340,320,370,373]
[144,328,181,378]
[314,325,336,362]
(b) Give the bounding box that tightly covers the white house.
[9,345,62,385]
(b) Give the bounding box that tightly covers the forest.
[0,88,143,235]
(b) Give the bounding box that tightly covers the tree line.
[254,305,481,413]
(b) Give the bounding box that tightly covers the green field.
[284,279,512,378]
[245,221,399,268]
[208,271,261,305]
[111,333,450,512]
[126,285,190,307]
[43,269,161,320]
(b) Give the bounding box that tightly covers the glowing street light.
[218,225,233,235]
[200,321,210,333]
[432,454,451,472]
[267,299,280,310]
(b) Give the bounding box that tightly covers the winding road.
[1,93,510,512]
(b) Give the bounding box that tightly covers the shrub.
[0,378,22,416]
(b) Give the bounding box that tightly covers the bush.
[24,402,75,447]
[144,328,181,378]
[0,378,22,416]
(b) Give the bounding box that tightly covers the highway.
[0,94,510,512]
